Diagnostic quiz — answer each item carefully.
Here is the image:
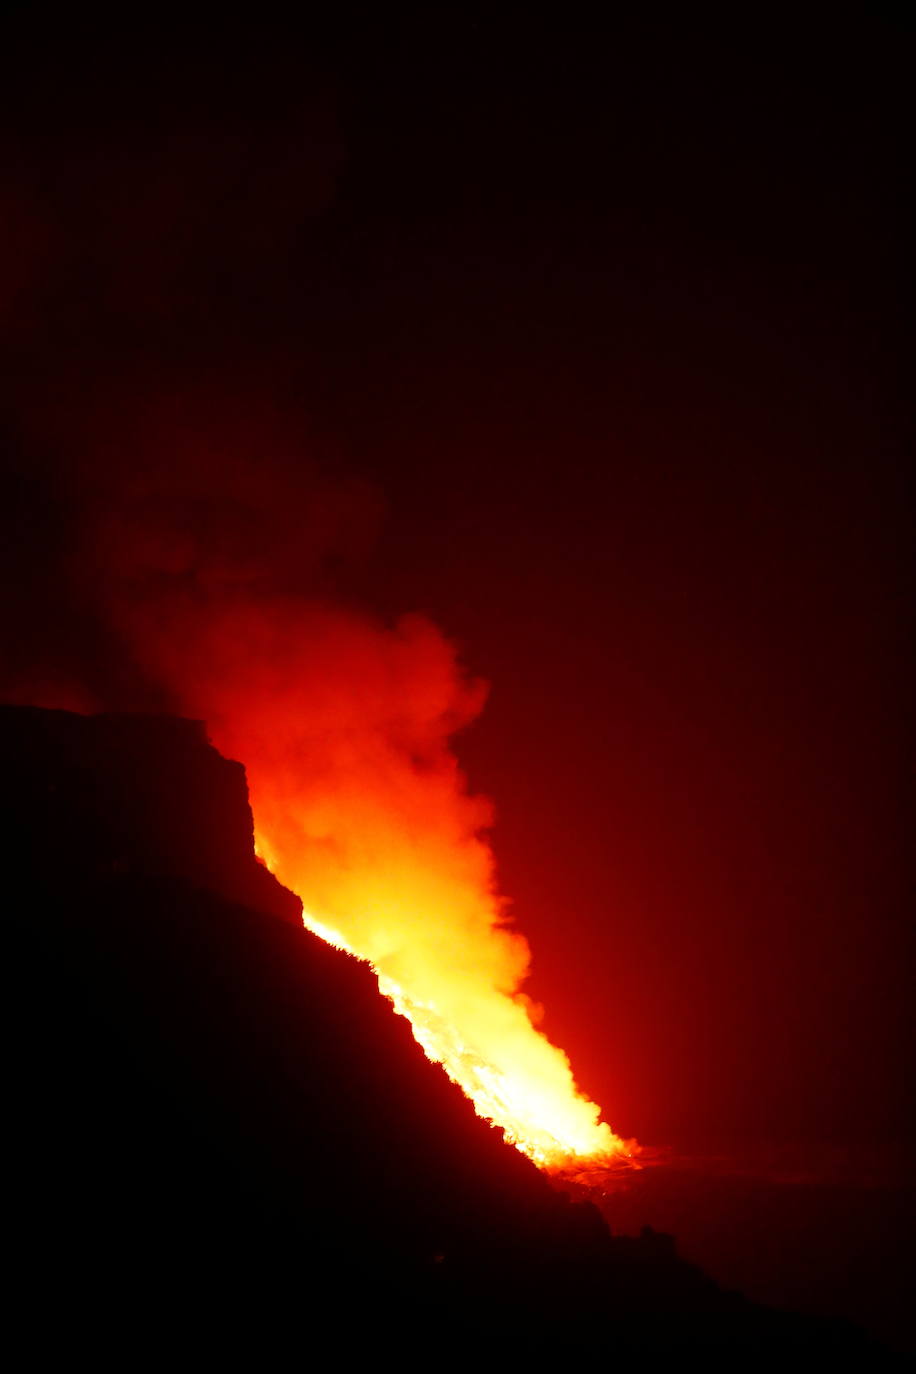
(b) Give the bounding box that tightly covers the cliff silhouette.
[2,704,881,1359]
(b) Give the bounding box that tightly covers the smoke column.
[0,36,626,1166]
[2,402,629,1168]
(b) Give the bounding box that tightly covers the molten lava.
[257,828,627,1169]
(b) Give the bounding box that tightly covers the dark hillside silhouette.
[2,705,882,1358]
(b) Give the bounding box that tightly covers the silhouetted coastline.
[3,705,896,1357]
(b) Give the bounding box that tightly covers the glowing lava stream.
[258,840,631,1172]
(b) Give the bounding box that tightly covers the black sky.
[1,11,911,1153]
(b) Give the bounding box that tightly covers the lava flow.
[124,596,631,1171]
[255,827,627,1167]
[258,828,628,1170]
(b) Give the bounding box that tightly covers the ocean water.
[572,1137,914,1352]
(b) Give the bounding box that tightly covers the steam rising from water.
[118,591,628,1165]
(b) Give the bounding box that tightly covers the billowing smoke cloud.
[2,394,625,1164]
[102,422,628,1162]
[0,44,627,1165]
[119,585,525,1015]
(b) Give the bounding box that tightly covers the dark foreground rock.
[1,705,883,1360]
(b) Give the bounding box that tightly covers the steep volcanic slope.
[1,705,877,1358]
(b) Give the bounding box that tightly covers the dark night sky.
[1,12,911,1154]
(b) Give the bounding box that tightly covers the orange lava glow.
[256,826,629,1169]
[127,597,631,1171]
